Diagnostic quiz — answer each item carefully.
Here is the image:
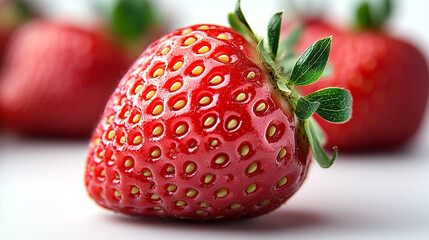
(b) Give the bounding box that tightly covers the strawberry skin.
[85,24,311,221]
[291,20,429,151]
[0,20,130,137]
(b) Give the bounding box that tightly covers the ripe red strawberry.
[84,1,351,221]
[286,1,429,151]
[0,20,130,137]
[0,0,166,137]
[0,0,35,64]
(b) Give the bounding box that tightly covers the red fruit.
[289,19,429,150]
[85,24,312,221]
[0,20,130,137]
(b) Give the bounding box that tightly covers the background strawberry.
[284,0,429,151]
[0,20,130,137]
[0,0,35,65]
[85,1,351,221]
[0,0,166,137]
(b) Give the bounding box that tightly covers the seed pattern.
[146,90,156,100]
[175,124,187,135]
[152,126,163,136]
[173,100,186,109]
[203,174,213,184]
[227,119,238,130]
[161,47,170,55]
[246,162,258,174]
[246,183,257,194]
[216,188,228,198]
[170,82,182,92]
[107,130,115,140]
[230,203,241,210]
[133,135,142,145]
[209,75,222,85]
[131,186,140,195]
[240,145,250,156]
[235,93,246,102]
[152,104,163,115]
[151,148,161,158]
[267,126,277,137]
[134,85,143,94]
[153,68,164,78]
[199,96,211,105]
[214,155,226,164]
[124,158,134,168]
[255,102,266,112]
[217,55,230,63]
[203,116,216,127]
[210,139,219,147]
[186,189,197,197]
[247,71,255,79]
[217,34,229,40]
[185,162,196,173]
[198,46,210,54]
[184,37,196,46]
[191,66,204,76]
[173,61,183,71]
[277,177,288,187]
[132,114,141,123]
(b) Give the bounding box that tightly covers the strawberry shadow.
[104,209,331,232]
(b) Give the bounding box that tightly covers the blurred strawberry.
[0,21,130,137]
[285,0,429,151]
[0,0,167,137]
[0,0,35,65]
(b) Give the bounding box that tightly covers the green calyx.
[355,0,392,30]
[94,0,162,44]
[229,0,352,168]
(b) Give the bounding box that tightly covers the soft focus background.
[1,0,429,239]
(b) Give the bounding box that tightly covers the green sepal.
[267,11,284,59]
[304,88,352,123]
[304,120,337,168]
[228,13,248,36]
[289,36,332,86]
[296,97,320,120]
[111,0,159,41]
[276,77,290,92]
[257,39,276,68]
[233,0,256,39]
[355,0,392,29]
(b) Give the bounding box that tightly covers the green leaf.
[289,36,332,86]
[304,120,337,168]
[296,97,320,120]
[111,0,158,40]
[234,0,255,37]
[305,88,352,123]
[267,11,284,59]
[257,39,276,68]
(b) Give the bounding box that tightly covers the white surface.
[1,0,429,239]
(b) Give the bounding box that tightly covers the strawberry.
[285,0,429,151]
[0,0,35,65]
[0,20,130,137]
[84,0,351,221]
[0,0,166,137]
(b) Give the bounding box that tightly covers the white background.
[1,0,429,239]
